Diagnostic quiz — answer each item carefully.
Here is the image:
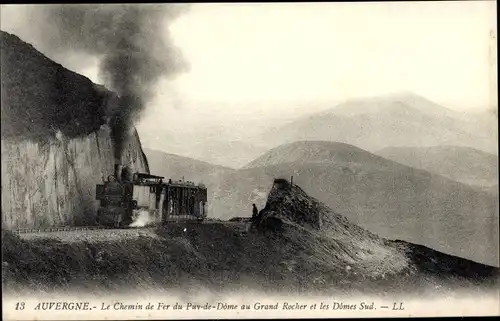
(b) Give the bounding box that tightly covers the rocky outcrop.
[254,178,499,281]
[1,31,149,228]
[253,178,412,278]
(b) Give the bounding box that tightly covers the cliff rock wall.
[1,128,149,228]
[1,31,150,228]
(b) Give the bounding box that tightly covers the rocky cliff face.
[1,128,149,228]
[1,31,149,228]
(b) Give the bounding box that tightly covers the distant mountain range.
[141,92,497,169]
[143,148,235,182]
[142,92,498,267]
[256,93,497,155]
[213,141,499,267]
[140,132,268,169]
[180,140,268,169]
[375,145,498,189]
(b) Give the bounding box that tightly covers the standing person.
[246,203,259,232]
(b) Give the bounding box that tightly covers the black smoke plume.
[25,4,189,160]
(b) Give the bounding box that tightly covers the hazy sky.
[0,2,497,122]
[168,2,497,110]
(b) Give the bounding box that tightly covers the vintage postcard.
[1,2,498,320]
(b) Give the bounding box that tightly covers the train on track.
[95,163,208,227]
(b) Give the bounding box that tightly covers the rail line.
[12,220,249,235]
[13,226,127,234]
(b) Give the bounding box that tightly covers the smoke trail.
[130,209,152,228]
[24,4,189,160]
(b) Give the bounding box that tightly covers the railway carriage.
[95,164,208,227]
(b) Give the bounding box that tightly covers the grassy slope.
[0,30,108,142]
[375,145,498,188]
[215,142,499,266]
[3,224,496,298]
[3,181,498,297]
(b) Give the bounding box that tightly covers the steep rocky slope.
[214,141,499,267]
[0,31,107,141]
[375,146,498,189]
[1,31,149,228]
[253,179,411,278]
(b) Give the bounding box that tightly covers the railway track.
[13,226,126,234]
[12,220,249,235]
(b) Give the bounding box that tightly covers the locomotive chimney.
[115,163,123,182]
[121,165,133,182]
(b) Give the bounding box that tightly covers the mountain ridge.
[144,147,234,171]
[214,141,499,267]
[375,145,498,188]
[245,140,420,170]
[257,93,497,154]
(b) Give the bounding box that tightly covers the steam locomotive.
[95,164,208,227]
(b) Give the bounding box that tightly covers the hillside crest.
[253,178,499,279]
